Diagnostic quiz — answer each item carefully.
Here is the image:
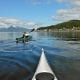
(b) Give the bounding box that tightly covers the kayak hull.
[16,36,32,43]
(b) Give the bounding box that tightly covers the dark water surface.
[0,32,80,80]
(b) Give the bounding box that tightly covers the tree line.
[37,20,80,30]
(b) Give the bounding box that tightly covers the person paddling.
[22,32,29,38]
[22,32,30,42]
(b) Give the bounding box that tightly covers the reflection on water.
[50,31,80,41]
[0,32,80,80]
[0,32,22,41]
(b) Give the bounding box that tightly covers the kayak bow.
[32,48,58,80]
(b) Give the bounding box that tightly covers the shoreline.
[37,29,80,32]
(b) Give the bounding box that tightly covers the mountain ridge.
[0,26,31,32]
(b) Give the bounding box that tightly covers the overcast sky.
[0,0,80,27]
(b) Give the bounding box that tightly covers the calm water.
[0,31,80,80]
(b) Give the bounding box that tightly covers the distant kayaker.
[22,32,30,38]
[16,32,32,43]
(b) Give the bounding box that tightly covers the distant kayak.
[16,36,32,43]
[32,48,58,80]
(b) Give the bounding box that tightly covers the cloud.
[56,0,64,3]
[52,0,80,22]
[56,0,80,6]
[26,0,54,5]
[69,0,80,6]
[52,8,80,21]
[0,17,38,29]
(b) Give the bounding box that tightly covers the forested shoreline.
[37,20,80,32]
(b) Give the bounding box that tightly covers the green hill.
[37,20,80,30]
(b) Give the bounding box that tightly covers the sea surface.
[0,31,80,80]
